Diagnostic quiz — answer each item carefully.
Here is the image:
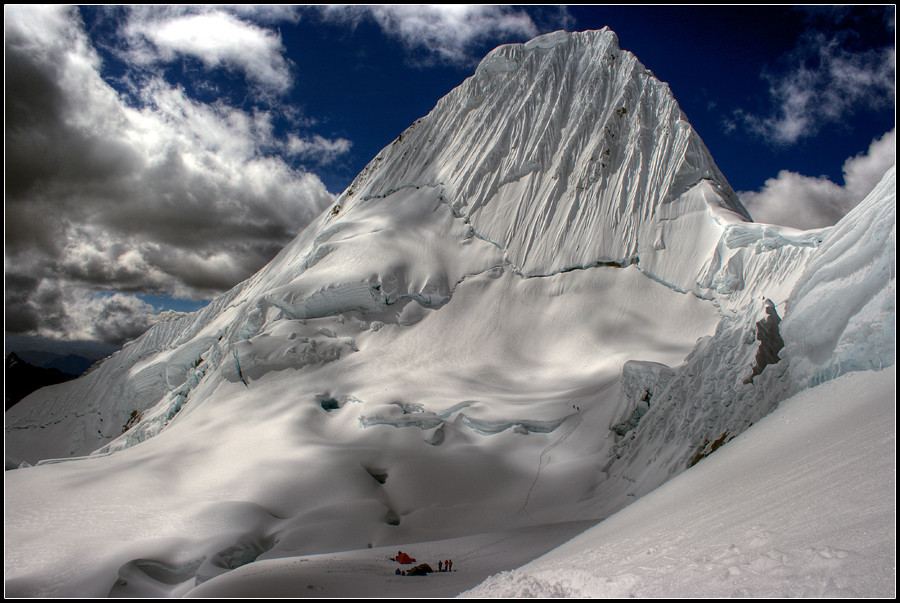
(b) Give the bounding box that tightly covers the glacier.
[4,29,895,598]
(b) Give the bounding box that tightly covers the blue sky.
[5,5,896,350]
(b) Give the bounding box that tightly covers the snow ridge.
[338,29,750,282]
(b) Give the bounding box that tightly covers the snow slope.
[171,366,893,598]
[461,365,896,598]
[4,30,895,598]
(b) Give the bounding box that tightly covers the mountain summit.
[5,30,895,598]
[340,29,751,279]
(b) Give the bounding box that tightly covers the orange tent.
[395,552,416,564]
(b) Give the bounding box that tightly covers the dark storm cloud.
[4,5,335,343]
[89,295,158,344]
[4,64,140,203]
[4,273,42,334]
[9,279,160,346]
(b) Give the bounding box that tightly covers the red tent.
[395,552,416,564]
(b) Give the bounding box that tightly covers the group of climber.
[391,551,454,576]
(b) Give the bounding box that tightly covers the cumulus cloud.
[314,5,548,66]
[739,128,896,229]
[117,6,298,97]
[732,13,895,145]
[3,273,157,346]
[4,5,334,343]
[286,134,353,165]
[13,283,187,345]
[72,292,160,344]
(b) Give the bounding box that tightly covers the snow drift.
[5,29,895,598]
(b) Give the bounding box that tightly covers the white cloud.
[315,5,542,66]
[736,28,895,145]
[286,134,353,164]
[120,6,296,96]
[841,127,898,201]
[739,128,896,229]
[5,5,334,342]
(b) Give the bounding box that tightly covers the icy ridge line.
[334,28,753,281]
[436,182,642,280]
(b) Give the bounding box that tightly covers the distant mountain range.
[5,336,119,409]
[11,350,96,376]
[5,352,79,410]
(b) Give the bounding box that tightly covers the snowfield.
[189,366,896,598]
[461,366,895,598]
[5,29,895,598]
[7,367,892,598]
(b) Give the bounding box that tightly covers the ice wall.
[781,166,896,388]
[595,165,896,514]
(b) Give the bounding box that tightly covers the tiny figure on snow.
[438,560,443,572]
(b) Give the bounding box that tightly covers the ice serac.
[781,166,896,388]
[598,165,895,511]
[5,29,895,599]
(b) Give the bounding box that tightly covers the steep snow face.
[460,366,896,599]
[5,28,757,464]
[339,29,750,285]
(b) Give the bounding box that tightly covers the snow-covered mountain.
[5,29,895,598]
